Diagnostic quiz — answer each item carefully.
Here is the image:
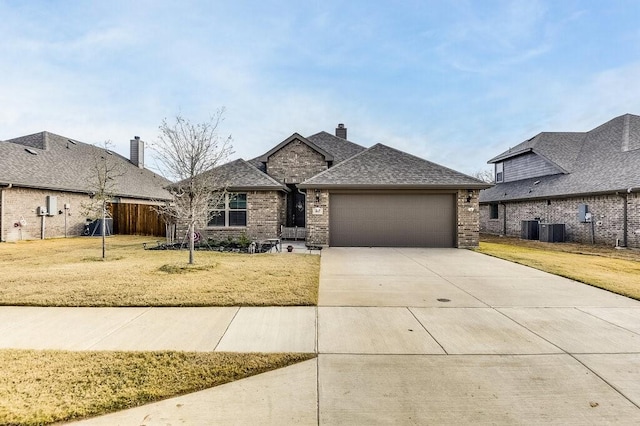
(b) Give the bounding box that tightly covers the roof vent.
[25,148,38,155]
[335,123,347,139]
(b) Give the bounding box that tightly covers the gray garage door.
[329,193,456,247]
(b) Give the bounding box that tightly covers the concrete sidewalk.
[2,247,640,424]
[0,306,316,353]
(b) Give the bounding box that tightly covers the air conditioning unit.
[521,220,540,240]
[539,223,565,243]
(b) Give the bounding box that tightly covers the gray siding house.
[480,113,640,249]
[198,124,490,248]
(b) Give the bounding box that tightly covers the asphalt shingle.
[481,114,640,202]
[299,144,490,188]
[194,159,287,191]
[305,131,367,165]
[0,132,172,200]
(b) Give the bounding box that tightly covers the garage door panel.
[330,193,455,247]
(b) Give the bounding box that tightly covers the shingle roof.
[306,131,367,164]
[299,143,491,189]
[0,131,172,200]
[481,113,640,202]
[194,159,287,191]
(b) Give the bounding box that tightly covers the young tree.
[472,168,495,184]
[152,110,233,264]
[82,141,124,260]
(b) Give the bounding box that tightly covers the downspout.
[502,203,507,236]
[619,187,637,248]
[0,183,12,242]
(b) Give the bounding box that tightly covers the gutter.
[297,183,493,190]
[480,188,637,204]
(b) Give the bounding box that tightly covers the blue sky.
[1,0,639,175]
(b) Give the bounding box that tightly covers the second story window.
[495,162,504,183]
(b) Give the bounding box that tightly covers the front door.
[286,184,306,227]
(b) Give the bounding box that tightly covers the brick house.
[198,124,490,248]
[479,113,640,249]
[0,132,172,242]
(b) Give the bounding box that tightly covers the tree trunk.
[101,202,106,260]
[188,222,195,264]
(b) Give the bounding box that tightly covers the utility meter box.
[578,204,589,222]
[37,206,47,216]
[46,195,57,216]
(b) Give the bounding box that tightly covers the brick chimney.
[335,123,347,139]
[130,136,144,169]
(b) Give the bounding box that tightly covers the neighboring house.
[197,124,490,248]
[479,113,640,249]
[0,131,172,242]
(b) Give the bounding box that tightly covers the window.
[495,162,504,183]
[489,203,499,220]
[208,193,247,227]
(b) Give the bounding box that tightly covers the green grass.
[0,350,315,426]
[0,236,320,307]
[476,235,640,300]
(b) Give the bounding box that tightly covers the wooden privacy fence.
[110,203,167,237]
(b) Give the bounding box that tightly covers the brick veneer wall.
[266,139,328,184]
[457,189,481,248]
[199,190,284,242]
[480,192,640,248]
[304,189,481,248]
[305,189,329,245]
[0,187,89,241]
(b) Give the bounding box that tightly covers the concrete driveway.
[8,247,638,424]
[317,247,640,424]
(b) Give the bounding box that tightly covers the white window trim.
[495,162,504,183]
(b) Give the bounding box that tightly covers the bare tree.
[152,110,233,264]
[82,141,125,260]
[472,168,495,184]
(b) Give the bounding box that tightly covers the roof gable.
[489,132,585,172]
[196,159,287,191]
[300,143,490,189]
[258,133,333,163]
[0,131,172,200]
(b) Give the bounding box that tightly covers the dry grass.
[477,235,640,300]
[0,349,315,425]
[0,236,319,306]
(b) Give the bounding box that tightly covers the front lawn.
[477,235,640,300]
[0,236,319,306]
[0,349,314,425]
